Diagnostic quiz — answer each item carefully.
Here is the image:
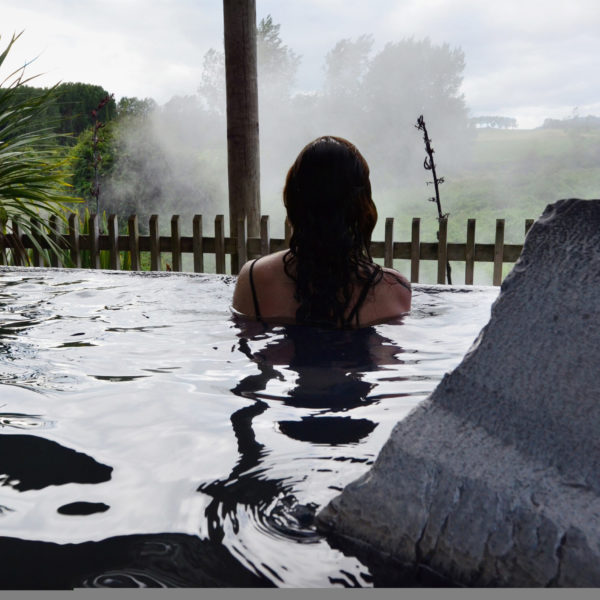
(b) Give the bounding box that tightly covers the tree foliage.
[469,115,518,129]
[0,32,78,264]
[542,115,600,130]
[10,81,116,143]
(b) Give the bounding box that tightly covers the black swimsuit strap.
[248,258,262,319]
[347,267,380,326]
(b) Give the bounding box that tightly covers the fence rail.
[0,213,535,286]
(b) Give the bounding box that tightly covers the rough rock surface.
[316,199,600,586]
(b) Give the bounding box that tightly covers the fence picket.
[171,215,181,272]
[31,218,43,267]
[89,213,100,269]
[49,215,61,268]
[493,219,505,286]
[108,214,120,270]
[384,218,394,268]
[11,221,24,266]
[68,214,81,268]
[260,215,270,256]
[236,216,247,271]
[150,214,160,271]
[193,215,204,273]
[525,219,534,235]
[410,218,420,283]
[465,219,476,285]
[128,215,140,271]
[215,215,225,274]
[0,216,5,265]
[437,217,448,284]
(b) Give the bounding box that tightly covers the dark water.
[0,268,498,588]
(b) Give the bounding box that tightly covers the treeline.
[468,116,518,129]
[11,82,117,142]
[541,115,600,130]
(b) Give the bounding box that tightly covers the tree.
[198,48,226,115]
[0,33,78,264]
[197,14,300,115]
[324,34,373,101]
[70,120,116,205]
[359,38,468,184]
[8,81,117,144]
[54,82,116,141]
[257,15,300,102]
[469,116,518,129]
[117,96,157,119]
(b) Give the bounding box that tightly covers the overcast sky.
[2,0,600,128]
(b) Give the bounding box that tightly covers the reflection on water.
[0,533,274,588]
[198,318,452,587]
[0,434,112,492]
[0,268,498,588]
[199,321,404,548]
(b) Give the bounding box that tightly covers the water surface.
[0,267,498,588]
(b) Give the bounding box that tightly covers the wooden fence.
[0,213,535,286]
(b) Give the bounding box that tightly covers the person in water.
[232,135,411,328]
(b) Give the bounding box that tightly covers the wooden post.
[89,213,100,269]
[150,214,160,271]
[260,215,270,256]
[128,215,140,271]
[236,216,247,271]
[525,219,534,236]
[384,217,394,268]
[108,214,120,270]
[437,216,448,284]
[193,215,204,273]
[0,216,5,265]
[493,219,505,286]
[215,215,226,274]
[49,215,62,268]
[223,0,261,272]
[465,219,476,285]
[11,221,24,266]
[410,217,420,283]
[69,214,81,268]
[171,215,181,272]
[31,218,43,267]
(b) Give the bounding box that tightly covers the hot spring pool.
[0,267,498,588]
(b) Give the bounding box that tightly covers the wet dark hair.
[283,135,382,327]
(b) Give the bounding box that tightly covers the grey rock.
[316,199,600,586]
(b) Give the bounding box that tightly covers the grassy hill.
[376,126,600,284]
[378,127,600,239]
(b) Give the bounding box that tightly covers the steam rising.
[101,22,469,238]
[99,17,600,279]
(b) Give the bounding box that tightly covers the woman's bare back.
[232,250,411,327]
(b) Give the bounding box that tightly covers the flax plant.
[0,32,78,265]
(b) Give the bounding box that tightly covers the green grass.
[378,127,600,246]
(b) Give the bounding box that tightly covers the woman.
[232,135,411,328]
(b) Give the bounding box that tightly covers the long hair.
[283,136,381,327]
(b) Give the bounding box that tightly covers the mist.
[99,19,470,237]
[97,16,600,282]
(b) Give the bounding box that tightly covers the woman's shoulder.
[233,251,297,319]
[369,266,412,316]
[381,267,411,291]
[237,250,288,279]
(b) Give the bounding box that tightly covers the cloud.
[2,0,599,127]
[2,0,223,102]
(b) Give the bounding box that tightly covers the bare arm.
[232,260,256,317]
